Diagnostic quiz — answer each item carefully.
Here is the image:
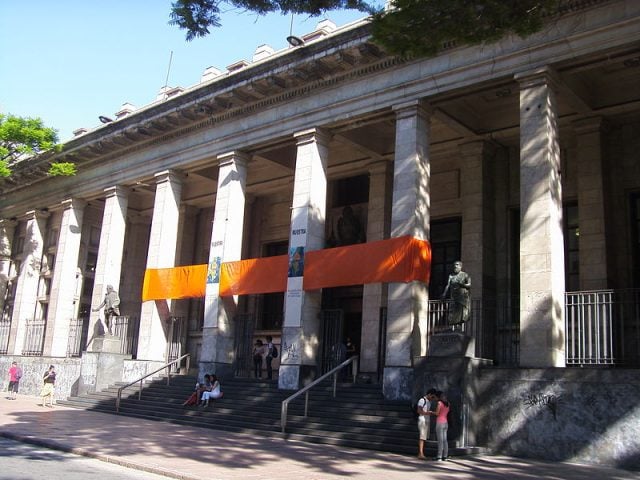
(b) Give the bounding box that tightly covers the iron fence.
[0,317,10,354]
[112,315,140,357]
[66,317,87,357]
[427,296,520,365]
[565,289,640,366]
[22,318,46,356]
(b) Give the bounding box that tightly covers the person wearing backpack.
[416,388,437,459]
[265,335,278,380]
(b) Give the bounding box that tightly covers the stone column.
[279,128,330,390]
[573,117,610,290]
[201,152,249,378]
[46,199,86,356]
[360,160,392,374]
[9,210,48,355]
[516,67,566,367]
[89,186,129,349]
[138,170,183,362]
[385,100,431,400]
[459,141,497,354]
[0,219,17,319]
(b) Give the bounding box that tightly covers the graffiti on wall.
[522,392,559,420]
[282,340,299,361]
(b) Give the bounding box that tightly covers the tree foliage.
[169,0,374,41]
[0,114,75,178]
[371,0,559,57]
[170,0,558,56]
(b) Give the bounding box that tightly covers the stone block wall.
[0,356,82,400]
[471,368,640,470]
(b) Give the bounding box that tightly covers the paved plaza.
[0,395,637,480]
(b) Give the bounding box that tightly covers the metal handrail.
[115,353,190,413]
[281,355,359,433]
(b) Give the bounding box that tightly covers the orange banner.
[219,255,289,296]
[142,264,207,301]
[141,236,430,300]
[303,236,431,290]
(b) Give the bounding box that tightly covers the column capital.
[0,218,18,230]
[367,159,391,176]
[572,116,605,135]
[21,209,50,222]
[392,99,432,120]
[61,198,87,211]
[217,150,250,168]
[293,127,331,148]
[154,169,185,185]
[104,185,130,199]
[515,66,561,91]
[458,139,496,158]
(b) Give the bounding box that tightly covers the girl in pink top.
[432,390,450,461]
[7,361,22,400]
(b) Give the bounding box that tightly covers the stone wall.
[0,356,82,400]
[471,368,640,470]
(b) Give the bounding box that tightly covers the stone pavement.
[0,395,636,480]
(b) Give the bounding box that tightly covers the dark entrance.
[320,286,363,375]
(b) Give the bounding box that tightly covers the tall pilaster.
[138,170,183,362]
[385,100,431,400]
[279,128,330,390]
[361,160,392,374]
[0,219,17,320]
[89,186,129,347]
[201,152,249,377]
[573,117,610,290]
[516,67,566,367]
[459,140,497,352]
[46,199,86,356]
[9,210,48,355]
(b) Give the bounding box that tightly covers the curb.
[0,431,199,480]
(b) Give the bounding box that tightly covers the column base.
[89,334,122,354]
[428,331,475,357]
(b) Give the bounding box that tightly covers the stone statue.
[337,205,364,246]
[92,285,120,335]
[441,260,471,327]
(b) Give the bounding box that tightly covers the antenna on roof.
[163,50,174,99]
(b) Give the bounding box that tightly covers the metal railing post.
[115,353,190,413]
[280,355,359,434]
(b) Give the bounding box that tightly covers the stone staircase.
[59,375,481,458]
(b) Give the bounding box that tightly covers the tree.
[0,114,76,178]
[170,0,559,56]
[169,0,374,41]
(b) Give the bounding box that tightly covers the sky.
[0,1,374,142]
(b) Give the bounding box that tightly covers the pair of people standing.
[416,389,450,461]
[252,336,277,379]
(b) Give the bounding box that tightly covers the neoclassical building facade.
[1,2,640,464]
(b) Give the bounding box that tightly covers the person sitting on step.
[200,374,223,407]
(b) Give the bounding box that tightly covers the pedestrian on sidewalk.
[40,365,56,407]
[7,361,22,400]
[431,390,451,461]
[416,388,437,459]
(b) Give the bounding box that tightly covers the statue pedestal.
[90,334,122,354]
[428,331,475,358]
[79,335,129,396]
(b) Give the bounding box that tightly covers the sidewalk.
[0,395,636,480]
